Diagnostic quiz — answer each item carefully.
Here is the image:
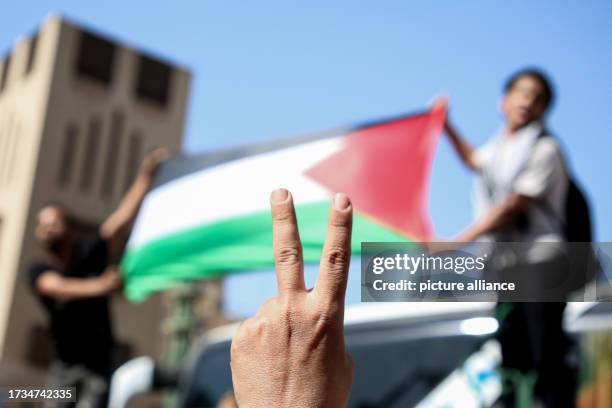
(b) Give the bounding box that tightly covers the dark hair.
[504,68,555,111]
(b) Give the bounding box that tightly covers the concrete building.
[0,15,191,379]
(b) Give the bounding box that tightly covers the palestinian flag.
[122,108,445,302]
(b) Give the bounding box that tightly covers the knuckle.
[277,293,294,309]
[250,318,269,336]
[305,309,337,351]
[278,309,294,331]
[278,296,299,322]
[230,338,241,356]
[324,246,350,268]
[311,307,337,330]
[256,297,277,316]
[330,213,351,229]
[234,319,251,338]
[276,246,302,266]
[273,207,294,223]
[244,315,270,336]
[233,318,256,343]
[313,296,343,321]
[231,330,247,355]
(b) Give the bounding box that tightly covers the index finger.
[270,188,305,293]
[314,193,353,305]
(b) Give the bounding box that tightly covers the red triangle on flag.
[304,108,445,241]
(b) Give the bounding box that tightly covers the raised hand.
[139,148,169,180]
[230,188,355,408]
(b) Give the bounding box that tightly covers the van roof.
[200,301,596,346]
[201,302,497,345]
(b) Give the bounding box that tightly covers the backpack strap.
[481,127,569,235]
[481,126,547,202]
[525,132,571,235]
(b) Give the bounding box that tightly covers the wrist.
[137,170,154,183]
[133,172,155,192]
[94,277,111,295]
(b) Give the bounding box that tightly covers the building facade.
[0,15,191,375]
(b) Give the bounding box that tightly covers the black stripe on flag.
[152,109,429,190]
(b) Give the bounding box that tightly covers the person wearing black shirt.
[29,149,167,408]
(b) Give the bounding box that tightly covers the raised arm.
[35,266,121,302]
[99,148,168,247]
[428,192,531,253]
[445,120,480,171]
[433,97,480,172]
[454,137,563,243]
[455,193,531,242]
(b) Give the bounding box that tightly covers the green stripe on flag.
[122,201,414,302]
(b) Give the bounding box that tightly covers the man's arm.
[445,120,480,172]
[35,267,121,302]
[433,97,480,172]
[99,149,168,247]
[457,139,564,243]
[455,193,531,242]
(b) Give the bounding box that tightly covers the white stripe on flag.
[129,136,343,249]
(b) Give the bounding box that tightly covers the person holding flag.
[436,68,576,407]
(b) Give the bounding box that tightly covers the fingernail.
[271,188,289,203]
[334,193,350,210]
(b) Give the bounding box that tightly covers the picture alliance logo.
[371,252,488,275]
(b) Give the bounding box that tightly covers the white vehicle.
[108,301,605,408]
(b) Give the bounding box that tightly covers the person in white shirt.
[436,68,575,407]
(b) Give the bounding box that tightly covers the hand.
[431,95,450,128]
[230,189,355,408]
[139,148,169,180]
[98,266,122,295]
[431,95,449,113]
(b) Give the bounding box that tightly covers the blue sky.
[4,1,612,315]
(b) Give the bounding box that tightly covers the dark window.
[80,117,102,191]
[135,55,172,106]
[101,111,124,198]
[124,130,143,192]
[57,123,79,187]
[25,34,38,75]
[0,54,11,92]
[75,31,116,85]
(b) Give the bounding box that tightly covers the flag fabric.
[122,108,446,302]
